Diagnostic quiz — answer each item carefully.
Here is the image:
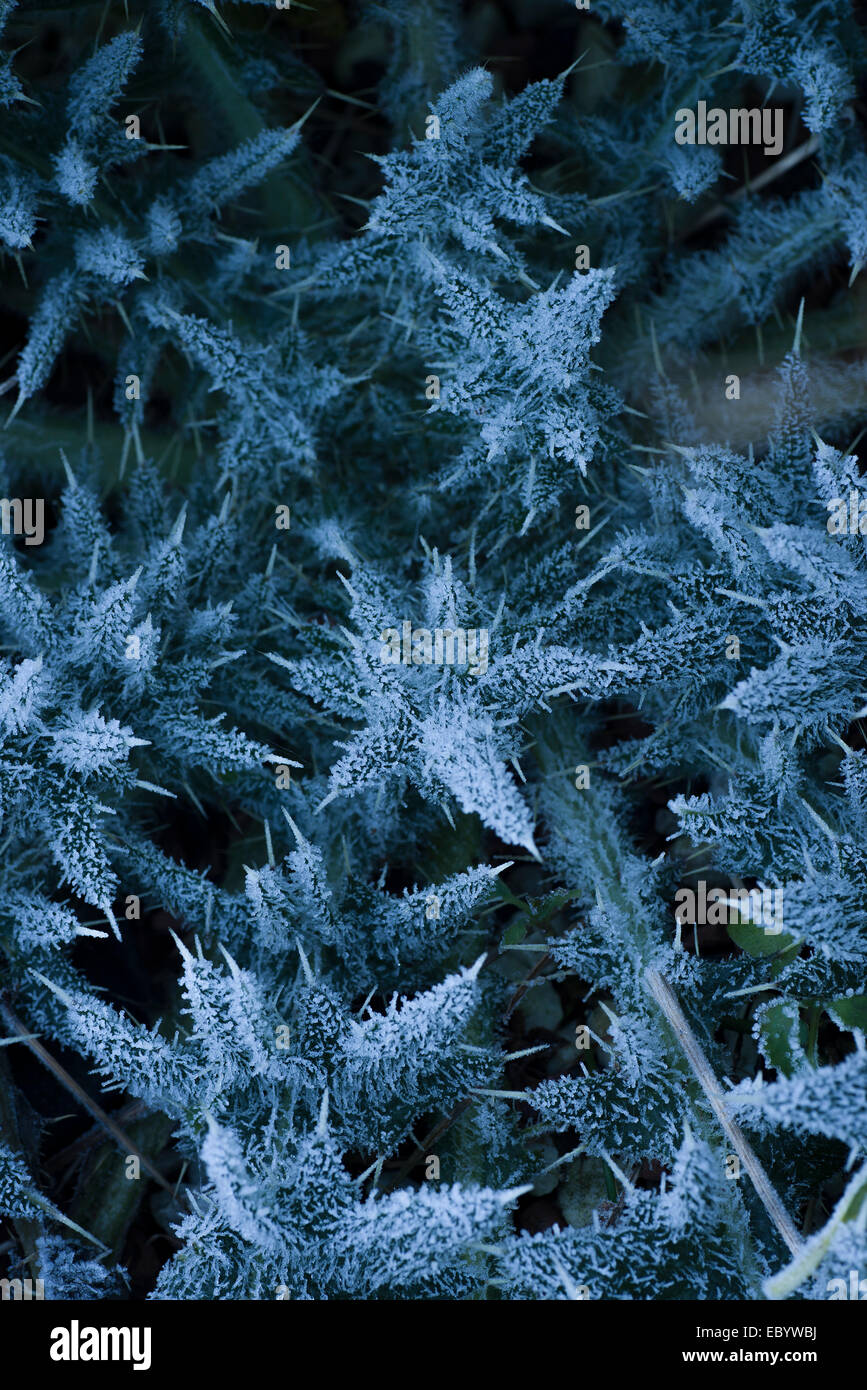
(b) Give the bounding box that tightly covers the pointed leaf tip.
[28,970,76,1009]
[296,938,313,984]
[498,1184,533,1204]
[281,808,304,843]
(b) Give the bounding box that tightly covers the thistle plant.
[0,0,866,1302]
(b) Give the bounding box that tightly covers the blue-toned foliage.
[0,0,866,1305]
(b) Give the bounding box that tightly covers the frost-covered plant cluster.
[0,0,866,1301]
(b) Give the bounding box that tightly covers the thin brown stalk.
[0,1000,172,1194]
[644,967,802,1257]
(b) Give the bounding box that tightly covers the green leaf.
[502,920,527,946]
[826,994,867,1032]
[727,919,798,960]
[755,999,802,1077]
